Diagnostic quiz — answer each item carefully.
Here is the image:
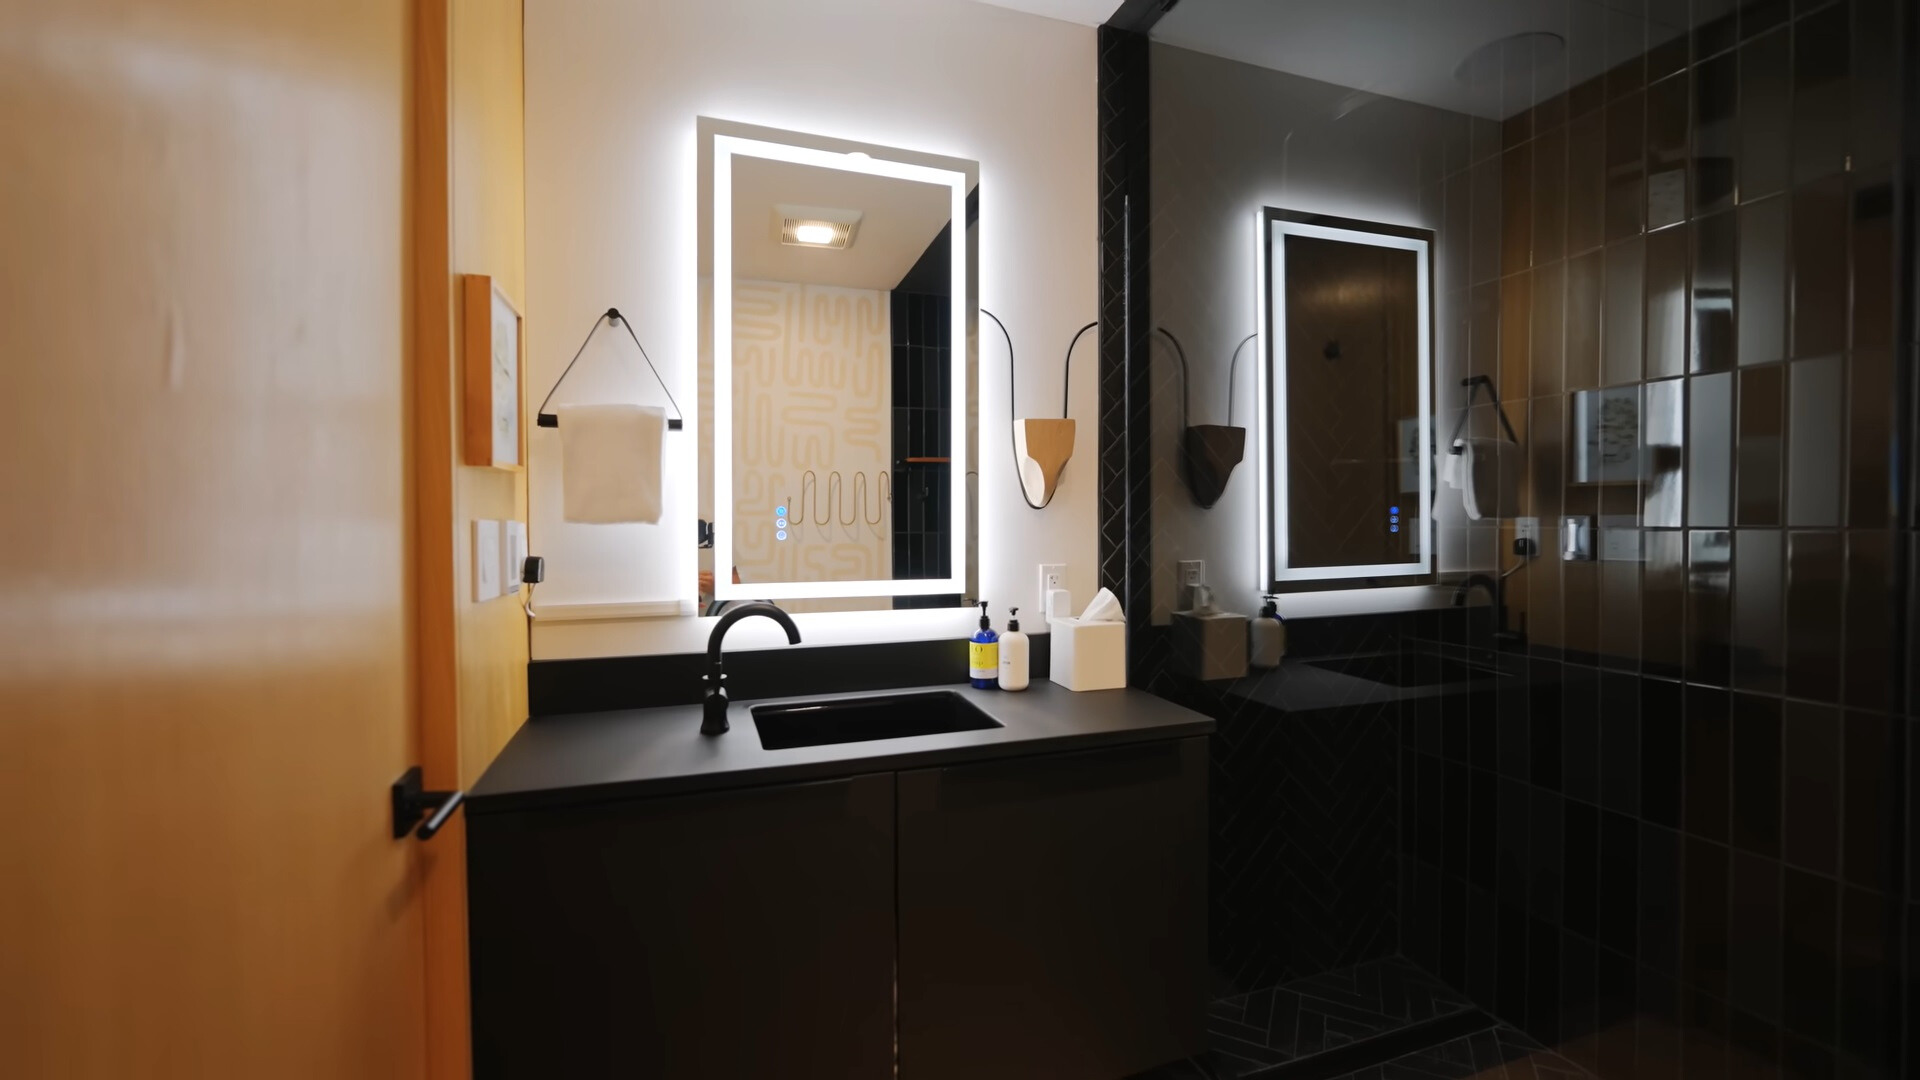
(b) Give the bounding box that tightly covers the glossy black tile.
[1852,175,1896,353]
[1781,866,1838,1044]
[1849,0,1899,173]
[1736,196,1787,365]
[1785,530,1844,702]
[1842,530,1891,711]
[1780,701,1841,875]
[1499,271,1530,402]
[1690,209,1736,372]
[1742,0,1790,40]
[1643,380,1686,530]
[1694,0,1738,61]
[1685,685,1732,841]
[1836,885,1889,1068]
[1646,71,1689,229]
[1644,222,1688,380]
[1565,249,1603,389]
[1731,529,1783,692]
[1786,355,1843,527]
[1790,176,1848,359]
[1735,365,1783,524]
[1597,671,1642,815]
[1597,810,1639,955]
[1639,821,1683,974]
[1841,711,1890,893]
[1561,666,1601,804]
[1642,529,1686,673]
[1640,678,1685,829]
[1727,849,1783,1022]
[1501,142,1531,273]
[1567,107,1606,255]
[1790,2,1850,185]
[1605,89,1646,241]
[1533,128,1567,269]
[1602,238,1644,386]
[1848,351,1893,528]
[1692,50,1738,214]
[1686,528,1733,684]
[1563,800,1600,940]
[1729,694,1782,857]
[1687,375,1733,527]
[1682,836,1729,997]
[1529,787,1565,923]
[1737,28,1790,200]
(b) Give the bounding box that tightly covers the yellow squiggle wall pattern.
[733,280,891,592]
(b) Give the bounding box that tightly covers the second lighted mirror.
[699,120,979,612]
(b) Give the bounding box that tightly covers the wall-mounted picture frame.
[462,274,524,469]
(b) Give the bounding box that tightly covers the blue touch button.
[776,529,788,541]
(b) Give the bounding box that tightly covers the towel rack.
[1447,375,1518,454]
[535,307,684,431]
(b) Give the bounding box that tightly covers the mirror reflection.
[699,121,978,613]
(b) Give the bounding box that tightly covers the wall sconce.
[1153,328,1254,509]
[984,311,1090,509]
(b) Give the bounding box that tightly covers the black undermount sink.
[751,691,1003,750]
[1302,652,1503,688]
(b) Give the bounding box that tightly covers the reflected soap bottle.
[1249,594,1286,669]
[969,601,1000,689]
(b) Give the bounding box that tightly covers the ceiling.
[1152,0,1689,120]
[966,0,1121,26]
[728,156,952,292]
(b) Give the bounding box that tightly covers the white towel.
[1458,437,1521,522]
[559,404,664,524]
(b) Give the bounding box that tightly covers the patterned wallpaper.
[732,279,892,598]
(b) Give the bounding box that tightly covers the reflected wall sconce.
[983,310,1088,509]
[1153,328,1255,509]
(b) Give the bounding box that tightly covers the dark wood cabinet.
[466,774,897,1080]
[895,737,1210,1080]
[467,736,1207,1079]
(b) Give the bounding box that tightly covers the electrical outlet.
[1037,564,1066,620]
[472,520,501,602]
[1515,516,1539,543]
[1178,560,1205,587]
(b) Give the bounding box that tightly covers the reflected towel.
[559,404,664,524]
[1457,437,1521,522]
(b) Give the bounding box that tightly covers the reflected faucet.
[701,603,802,736]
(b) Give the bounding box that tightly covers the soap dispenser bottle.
[969,601,1000,689]
[998,607,1030,691]
[1249,594,1287,669]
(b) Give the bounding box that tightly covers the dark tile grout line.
[1235,1008,1500,1080]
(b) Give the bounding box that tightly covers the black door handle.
[391,766,463,840]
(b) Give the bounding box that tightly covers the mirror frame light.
[1257,207,1434,588]
[711,133,971,601]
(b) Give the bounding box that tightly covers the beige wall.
[0,1,423,1076]
[732,280,892,601]
[524,0,1098,659]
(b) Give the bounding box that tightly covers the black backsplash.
[891,225,955,594]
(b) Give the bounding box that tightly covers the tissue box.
[1170,610,1249,681]
[1048,617,1126,691]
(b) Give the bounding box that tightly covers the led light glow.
[792,222,838,245]
[714,133,970,601]
[1261,210,1433,586]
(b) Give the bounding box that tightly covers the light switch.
[503,521,528,594]
[473,520,502,602]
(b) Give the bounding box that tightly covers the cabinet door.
[896,737,1208,1080]
[468,774,896,1080]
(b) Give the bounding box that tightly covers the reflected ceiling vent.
[774,203,862,250]
[1453,31,1567,89]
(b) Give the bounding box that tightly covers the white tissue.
[1080,586,1125,623]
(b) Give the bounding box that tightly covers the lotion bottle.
[997,607,1030,691]
[1249,594,1287,669]
[969,601,1000,689]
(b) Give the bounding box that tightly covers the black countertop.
[467,682,1216,813]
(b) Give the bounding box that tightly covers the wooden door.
[0,1,428,1076]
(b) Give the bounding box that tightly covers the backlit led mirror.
[1259,208,1433,588]
[698,119,979,613]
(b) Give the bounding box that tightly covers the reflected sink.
[751,691,1003,750]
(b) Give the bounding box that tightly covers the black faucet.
[1451,573,1505,635]
[701,602,801,735]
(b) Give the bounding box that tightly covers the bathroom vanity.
[464,682,1212,1080]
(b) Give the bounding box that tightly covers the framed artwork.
[1570,386,1640,485]
[462,274,524,469]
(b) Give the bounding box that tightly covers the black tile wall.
[1118,2,1913,1076]
[1391,2,1912,1077]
